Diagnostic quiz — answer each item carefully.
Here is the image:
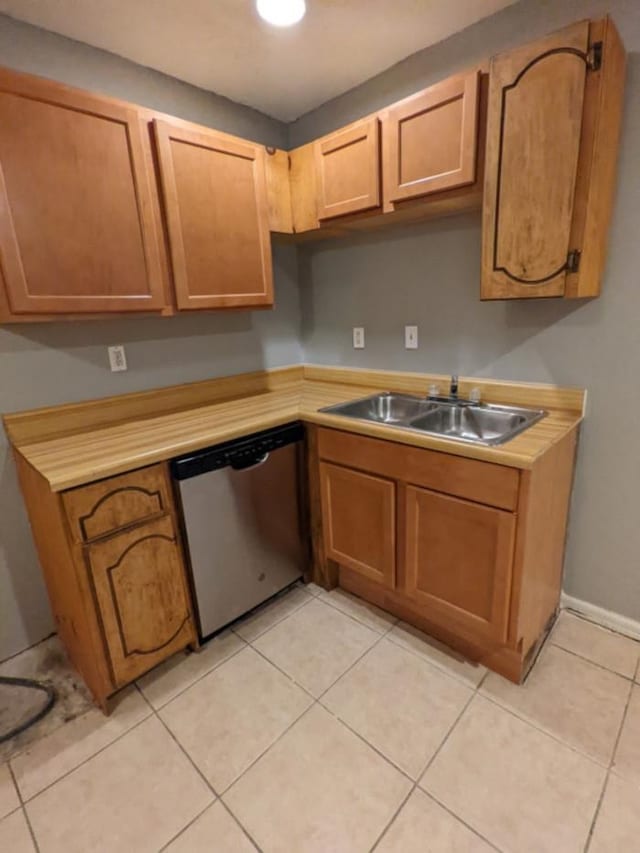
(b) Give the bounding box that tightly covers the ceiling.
[0,0,517,121]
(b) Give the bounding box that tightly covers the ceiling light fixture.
[256,0,306,27]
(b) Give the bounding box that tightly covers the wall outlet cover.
[353,327,365,349]
[405,325,418,349]
[108,345,128,372]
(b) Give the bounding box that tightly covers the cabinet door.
[0,70,165,315]
[403,486,515,643]
[481,21,590,299]
[86,514,195,686]
[315,117,380,220]
[154,119,273,310]
[63,464,172,544]
[382,70,480,206]
[320,462,395,588]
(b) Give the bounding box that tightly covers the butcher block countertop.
[3,365,586,491]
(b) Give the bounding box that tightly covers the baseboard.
[561,593,640,641]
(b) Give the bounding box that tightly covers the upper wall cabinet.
[314,117,381,220]
[482,17,626,300]
[154,119,273,309]
[381,70,480,209]
[0,70,167,318]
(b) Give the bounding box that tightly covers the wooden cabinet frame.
[481,17,625,300]
[312,426,578,684]
[315,117,381,220]
[404,486,515,643]
[13,456,196,711]
[0,70,166,315]
[319,461,395,588]
[154,118,274,310]
[87,513,194,686]
[382,70,480,207]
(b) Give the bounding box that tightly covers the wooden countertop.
[4,365,585,491]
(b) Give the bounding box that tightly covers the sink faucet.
[449,375,459,400]
[427,374,473,405]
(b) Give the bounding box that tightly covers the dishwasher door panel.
[177,443,305,638]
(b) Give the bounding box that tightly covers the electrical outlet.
[353,327,365,349]
[108,345,128,372]
[405,325,418,349]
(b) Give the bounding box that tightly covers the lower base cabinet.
[14,457,196,710]
[314,426,577,683]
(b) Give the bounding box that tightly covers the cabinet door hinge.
[587,41,603,71]
[288,154,292,170]
[566,249,581,273]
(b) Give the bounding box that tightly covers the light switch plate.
[353,327,365,349]
[405,325,418,349]
[108,345,128,372]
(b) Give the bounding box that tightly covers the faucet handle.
[450,375,459,397]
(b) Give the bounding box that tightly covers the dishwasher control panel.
[171,422,304,480]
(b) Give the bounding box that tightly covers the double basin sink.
[321,392,546,446]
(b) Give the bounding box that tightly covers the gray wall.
[298,0,640,621]
[0,14,300,661]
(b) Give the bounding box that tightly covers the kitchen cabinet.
[0,68,167,318]
[319,461,395,588]
[0,66,279,321]
[86,514,194,686]
[481,17,625,300]
[154,119,274,309]
[314,117,381,220]
[14,458,196,710]
[381,70,480,209]
[404,486,514,643]
[313,426,577,683]
[289,68,484,235]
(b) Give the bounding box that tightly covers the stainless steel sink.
[323,392,438,424]
[321,392,546,446]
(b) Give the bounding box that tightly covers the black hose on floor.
[0,676,56,744]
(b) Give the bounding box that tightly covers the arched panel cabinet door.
[86,514,195,686]
[482,21,596,299]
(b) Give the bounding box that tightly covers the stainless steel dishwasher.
[172,423,306,641]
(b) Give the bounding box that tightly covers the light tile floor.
[1,588,639,852]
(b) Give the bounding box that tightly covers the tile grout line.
[384,629,485,691]
[238,596,501,851]
[247,643,320,703]
[218,798,264,853]
[142,636,249,712]
[140,592,399,848]
[214,607,402,845]
[548,639,640,682]
[584,675,635,852]
[422,790,505,853]
[231,592,315,644]
[7,762,40,853]
[218,699,319,798]
[370,687,479,852]
[368,785,415,852]
[314,592,399,635]
[477,691,616,770]
[156,799,219,853]
[152,687,267,853]
[12,707,155,806]
[409,657,505,853]
[151,704,220,799]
